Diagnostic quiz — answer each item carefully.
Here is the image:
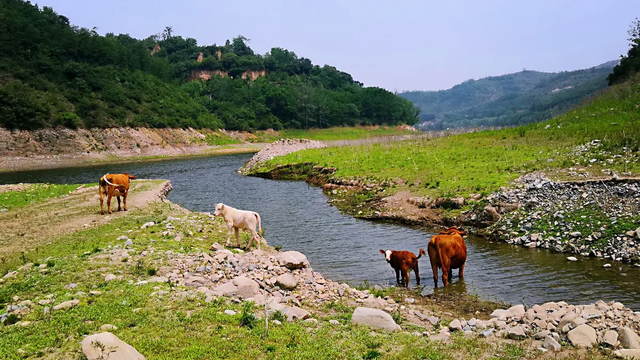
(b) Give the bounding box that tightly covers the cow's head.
[379,249,393,262]
[124,173,136,180]
[213,203,225,216]
[440,227,466,236]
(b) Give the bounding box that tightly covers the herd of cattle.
[99,173,467,288]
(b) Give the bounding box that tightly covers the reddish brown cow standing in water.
[99,173,136,215]
[379,248,427,287]
[427,227,468,287]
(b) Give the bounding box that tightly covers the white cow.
[213,203,264,250]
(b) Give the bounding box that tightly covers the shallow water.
[2,153,640,309]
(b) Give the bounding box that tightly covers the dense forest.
[402,61,617,130]
[0,0,419,131]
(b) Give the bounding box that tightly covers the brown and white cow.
[380,248,426,287]
[427,227,467,287]
[99,173,136,215]
[213,203,264,250]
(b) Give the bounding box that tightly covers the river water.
[2,153,640,309]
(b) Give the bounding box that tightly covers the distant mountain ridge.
[401,60,618,130]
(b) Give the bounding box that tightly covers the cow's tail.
[255,212,262,236]
[417,248,427,259]
[99,176,107,193]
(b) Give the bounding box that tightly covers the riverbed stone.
[543,335,561,351]
[276,274,298,290]
[505,326,526,340]
[615,349,640,359]
[278,251,309,269]
[281,306,310,322]
[620,327,640,349]
[604,330,619,348]
[449,319,462,332]
[81,332,145,360]
[490,309,512,320]
[53,300,79,311]
[567,324,597,348]
[351,307,399,332]
[105,274,117,282]
[509,305,526,318]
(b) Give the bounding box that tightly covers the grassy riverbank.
[0,182,613,359]
[257,75,640,199]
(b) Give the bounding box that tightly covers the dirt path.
[0,179,172,259]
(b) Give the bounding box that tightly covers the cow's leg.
[107,192,113,214]
[459,263,465,279]
[225,224,233,247]
[428,246,438,287]
[414,264,420,286]
[116,196,122,211]
[100,189,105,215]
[123,190,129,211]
[441,258,451,287]
[448,268,453,280]
[401,269,409,287]
[394,268,400,286]
[248,230,260,250]
[234,228,240,247]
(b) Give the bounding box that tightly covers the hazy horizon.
[33,0,640,92]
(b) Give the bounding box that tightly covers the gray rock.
[124,239,133,246]
[509,304,526,318]
[276,274,298,290]
[224,310,236,316]
[351,307,399,332]
[329,320,340,325]
[534,330,551,340]
[427,316,439,326]
[99,324,117,330]
[105,274,117,282]
[480,328,495,337]
[141,222,155,229]
[116,235,129,241]
[604,330,619,348]
[490,309,512,320]
[82,332,145,360]
[53,299,79,311]
[614,349,640,359]
[506,326,526,340]
[278,251,309,269]
[147,276,169,283]
[212,282,238,297]
[567,324,597,348]
[620,327,640,349]
[281,307,311,322]
[449,319,462,332]
[543,335,561,351]
[567,256,578,262]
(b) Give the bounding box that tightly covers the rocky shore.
[238,138,326,174]
[469,173,640,265]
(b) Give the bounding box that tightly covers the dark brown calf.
[99,173,136,215]
[428,227,467,287]
[379,248,427,287]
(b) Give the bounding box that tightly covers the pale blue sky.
[35,0,639,91]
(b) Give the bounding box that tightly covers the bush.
[239,301,257,329]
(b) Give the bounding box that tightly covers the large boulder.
[620,327,640,349]
[212,282,238,297]
[53,300,79,311]
[567,324,597,348]
[615,349,640,359]
[81,332,145,360]
[276,274,298,290]
[351,307,399,332]
[278,251,309,270]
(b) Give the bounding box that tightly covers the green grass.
[258,75,640,198]
[278,126,417,141]
[204,133,242,146]
[0,184,82,211]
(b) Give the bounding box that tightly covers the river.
[2,153,640,309]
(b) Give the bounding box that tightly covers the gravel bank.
[239,139,326,174]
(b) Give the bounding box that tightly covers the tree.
[609,18,640,85]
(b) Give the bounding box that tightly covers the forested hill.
[401,60,617,130]
[0,0,418,131]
